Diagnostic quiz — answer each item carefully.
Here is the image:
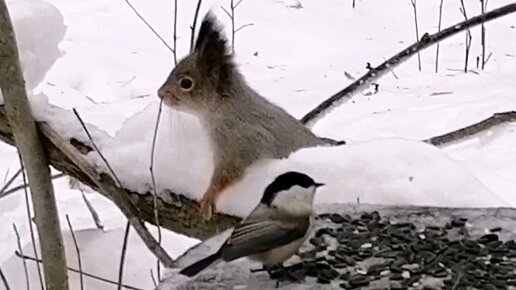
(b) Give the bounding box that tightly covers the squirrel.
[157,12,343,219]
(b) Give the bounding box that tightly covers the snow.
[1,0,516,288]
[1,0,65,102]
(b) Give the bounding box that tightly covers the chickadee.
[179,171,324,277]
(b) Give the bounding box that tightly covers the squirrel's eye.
[179,77,194,91]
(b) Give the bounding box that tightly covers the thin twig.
[300,3,516,127]
[149,269,158,288]
[0,173,65,199]
[480,0,487,69]
[435,0,444,73]
[150,99,165,282]
[235,23,254,33]
[190,0,203,52]
[230,0,235,53]
[80,189,105,231]
[423,111,516,146]
[460,0,472,73]
[66,215,84,290]
[17,154,44,290]
[73,109,123,187]
[484,51,493,64]
[0,167,21,195]
[173,0,178,65]
[15,252,144,290]
[0,267,10,290]
[352,0,356,8]
[124,0,175,55]
[2,168,9,183]
[117,222,131,290]
[411,0,422,72]
[220,6,231,19]
[13,224,30,290]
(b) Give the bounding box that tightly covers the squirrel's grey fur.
[158,12,337,218]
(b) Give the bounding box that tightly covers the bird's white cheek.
[282,201,313,217]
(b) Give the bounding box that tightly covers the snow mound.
[2,0,66,101]
[217,138,507,217]
[97,103,507,218]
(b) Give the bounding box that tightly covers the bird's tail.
[179,250,222,277]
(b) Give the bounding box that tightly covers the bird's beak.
[315,183,325,188]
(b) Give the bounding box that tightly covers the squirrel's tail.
[179,250,222,277]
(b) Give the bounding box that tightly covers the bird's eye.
[179,77,194,91]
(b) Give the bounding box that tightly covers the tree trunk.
[0,1,69,289]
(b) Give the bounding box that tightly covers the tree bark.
[0,1,68,289]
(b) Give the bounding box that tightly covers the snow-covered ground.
[1,0,516,289]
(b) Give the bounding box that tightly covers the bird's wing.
[220,217,310,262]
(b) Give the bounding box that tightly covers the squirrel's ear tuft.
[194,11,231,71]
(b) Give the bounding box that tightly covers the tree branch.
[423,111,516,146]
[300,3,516,127]
[0,1,69,288]
[190,0,203,52]
[0,106,240,240]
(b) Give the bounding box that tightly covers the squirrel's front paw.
[198,197,215,220]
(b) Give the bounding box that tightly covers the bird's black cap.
[260,172,324,206]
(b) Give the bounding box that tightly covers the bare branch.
[460,0,472,73]
[0,173,65,199]
[300,3,516,127]
[17,154,44,289]
[484,51,493,64]
[0,167,21,194]
[65,215,84,290]
[124,0,176,56]
[410,0,422,72]
[0,2,69,288]
[220,6,231,19]
[117,222,131,290]
[149,99,168,281]
[72,109,123,187]
[190,0,203,52]
[435,0,445,73]
[423,111,516,146]
[80,190,105,231]
[173,0,178,65]
[150,269,157,288]
[2,168,9,183]
[0,267,10,290]
[480,0,488,70]
[15,252,144,290]
[235,23,254,33]
[13,224,30,290]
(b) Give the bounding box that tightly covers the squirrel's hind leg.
[199,166,242,220]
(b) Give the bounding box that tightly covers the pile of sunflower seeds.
[266,211,516,289]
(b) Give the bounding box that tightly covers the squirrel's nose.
[157,87,166,99]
